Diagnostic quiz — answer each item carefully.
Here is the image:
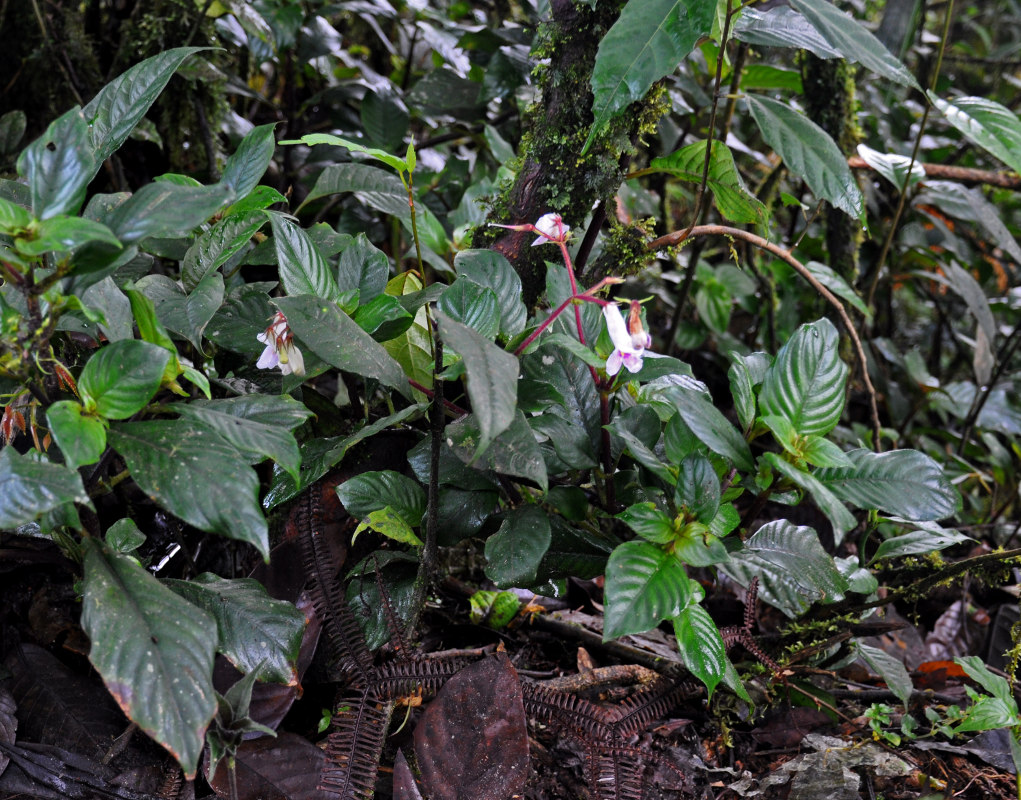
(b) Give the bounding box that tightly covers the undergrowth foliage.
[0,0,1019,795]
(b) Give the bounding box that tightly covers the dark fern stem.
[720,577,782,676]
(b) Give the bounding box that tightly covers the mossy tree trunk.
[801,54,862,282]
[470,0,667,308]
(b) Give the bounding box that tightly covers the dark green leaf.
[47,400,107,470]
[747,95,864,220]
[530,412,598,470]
[763,453,857,541]
[274,293,409,396]
[181,210,267,290]
[732,6,841,57]
[814,449,959,520]
[727,352,769,433]
[17,108,95,220]
[789,0,919,89]
[174,395,311,483]
[585,0,715,152]
[647,140,767,225]
[917,180,1021,267]
[446,412,548,492]
[484,505,552,587]
[453,249,527,337]
[106,518,145,553]
[106,181,234,244]
[856,642,913,707]
[604,540,693,639]
[871,521,971,562]
[759,318,848,437]
[617,502,675,544]
[0,447,89,528]
[695,280,731,334]
[722,519,848,616]
[0,110,27,155]
[804,260,871,319]
[135,272,225,351]
[220,124,276,198]
[268,213,341,301]
[436,310,518,456]
[81,538,216,778]
[353,294,413,341]
[673,603,726,696]
[337,233,389,303]
[165,574,305,685]
[336,470,426,526]
[438,278,500,339]
[79,339,171,420]
[83,48,208,165]
[223,185,286,215]
[108,420,269,559]
[675,454,719,523]
[606,423,674,484]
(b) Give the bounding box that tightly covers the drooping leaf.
[105,181,234,244]
[165,574,305,685]
[856,143,926,193]
[46,400,107,470]
[870,521,971,562]
[446,412,548,492]
[108,419,269,559]
[173,395,312,483]
[274,293,410,396]
[0,448,89,529]
[78,339,170,420]
[484,505,552,587]
[435,310,518,456]
[585,0,715,152]
[722,520,848,616]
[17,108,95,220]
[747,95,864,220]
[81,538,216,779]
[646,140,767,225]
[928,93,1021,176]
[83,48,207,166]
[673,603,726,696]
[267,213,341,302]
[414,653,530,800]
[732,6,841,58]
[220,123,276,198]
[814,449,959,521]
[788,0,919,89]
[856,642,913,707]
[453,249,527,337]
[759,318,848,437]
[603,540,694,639]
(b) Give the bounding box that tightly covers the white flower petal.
[606,350,624,376]
[256,344,279,370]
[603,304,635,353]
[285,344,305,377]
[622,352,644,373]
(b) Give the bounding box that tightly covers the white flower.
[257,311,305,376]
[489,212,571,247]
[604,301,656,376]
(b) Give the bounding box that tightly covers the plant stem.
[600,390,616,511]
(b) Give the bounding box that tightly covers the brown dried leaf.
[414,652,529,800]
[208,732,334,800]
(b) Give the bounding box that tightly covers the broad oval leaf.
[47,400,107,470]
[165,574,305,685]
[78,339,171,420]
[585,0,715,152]
[603,540,693,639]
[267,213,341,302]
[337,233,390,303]
[814,449,959,521]
[0,448,89,529]
[81,538,216,779]
[181,210,268,290]
[759,318,848,437]
[83,48,208,166]
[454,249,527,337]
[336,470,427,527]
[722,519,848,617]
[746,95,864,220]
[108,420,269,559]
[105,181,234,244]
[446,412,548,493]
[788,0,919,89]
[675,454,720,523]
[928,93,1021,177]
[673,604,726,696]
[438,278,500,339]
[484,505,552,587]
[436,310,518,457]
[732,6,842,57]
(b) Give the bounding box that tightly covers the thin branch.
[848,156,1021,191]
[650,224,883,450]
[956,319,1021,456]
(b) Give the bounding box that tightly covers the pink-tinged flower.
[604,301,657,376]
[257,311,305,376]
[490,212,571,247]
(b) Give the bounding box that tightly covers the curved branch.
[649,224,883,451]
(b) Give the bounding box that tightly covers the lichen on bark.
[470,0,669,308]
